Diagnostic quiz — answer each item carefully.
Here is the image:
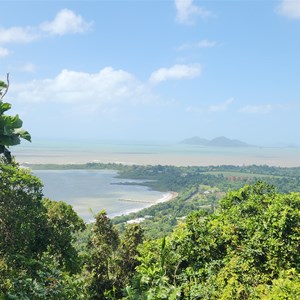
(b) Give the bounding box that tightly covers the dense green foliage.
[0,158,300,299]
[85,212,144,299]
[124,182,300,299]
[43,198,85,273]
[2,159,300,298]
[0,163,86,299]
[0,163,47,269]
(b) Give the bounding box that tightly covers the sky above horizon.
[1,0,300,146]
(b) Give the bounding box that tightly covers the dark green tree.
[0,165,87,299]
[86,210,120,299]
[43,198,86,273]
[0,163,49,296]
[0,163,48,267]
[113,223,144,297]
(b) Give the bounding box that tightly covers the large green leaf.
[2,114,23,130]
[0,134,21,146]
[14,129,31,142]
[0,102,11,114]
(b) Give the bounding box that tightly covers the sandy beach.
[114,191,178,219]
[156,191,178,203]
[125,191,178,224]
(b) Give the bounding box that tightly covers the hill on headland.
[179,136,209,146]
[180,136,251,147]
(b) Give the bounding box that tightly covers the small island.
[180,136,252,147]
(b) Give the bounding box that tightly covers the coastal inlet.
[32,169,174,222]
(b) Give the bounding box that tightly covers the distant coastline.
[15,141,300,168]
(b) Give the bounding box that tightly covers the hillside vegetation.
[2,160,300,299]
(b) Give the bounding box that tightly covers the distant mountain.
[208,136,250,147]
[179,136,209,145]
[180,136,251,147]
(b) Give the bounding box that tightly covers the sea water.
[33,169,166,222]
[15,139,300,167]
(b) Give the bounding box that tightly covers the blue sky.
[1,0,300,146]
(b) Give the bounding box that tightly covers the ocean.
[15,139,300,167]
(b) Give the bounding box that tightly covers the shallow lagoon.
[33,169,166,222]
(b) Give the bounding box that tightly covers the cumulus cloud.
[0,9,92,57]
[0,46,10,57]
[0,27,38,44]
[40,9,92,35]
[149,64,201,83]
[277,0,300,19]
[11,67,148,107]
[239,104,273,114]
[209,98,234,112]
[175,0,212,24]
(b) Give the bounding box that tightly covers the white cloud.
[185,98,234,114]
[197,39,216,48]
[0,27,38,44]
[277,0,300,19]
[176,43,191,51]
[185,105,204,113]
[239,104,273,114]
[0,9,92,56]
[209,98,234,112]
[177,39,216,51]
[40,9,92,35]
[20,63,37,73]
[11,67,148,107]
[175,0,212,24]
[149,64,201,83]
[0,46,10,57]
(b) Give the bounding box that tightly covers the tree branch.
[0,73,9,100]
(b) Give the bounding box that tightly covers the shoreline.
[14,144,300,168]
[21,155,300,168]
[156,191,178,204]
[110,191,178,220]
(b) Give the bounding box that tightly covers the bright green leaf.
[0,102,11,114]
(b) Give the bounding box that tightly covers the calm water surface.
[16,140,300,167]
[33,169,165,222]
